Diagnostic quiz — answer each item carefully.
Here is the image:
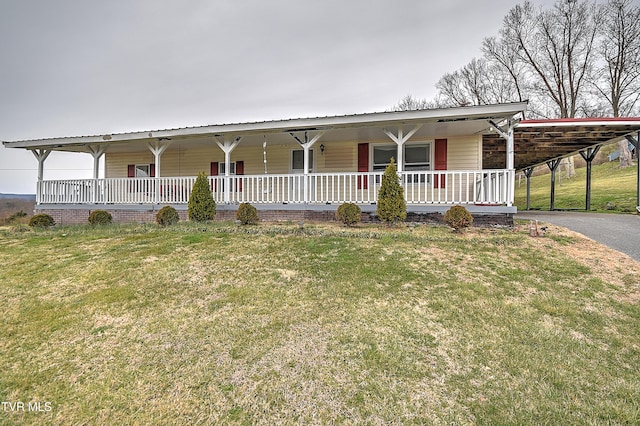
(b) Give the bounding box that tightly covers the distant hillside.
[0,193,36,200]
[0,195,36,224]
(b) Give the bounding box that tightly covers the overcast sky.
[0,0,557,194]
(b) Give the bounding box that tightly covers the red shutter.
[127,164,136,192]
[357,143,369,189]
[150,163,155,177]
[434,139,447,188]
[236,161,244,192]
[210,162,218,191]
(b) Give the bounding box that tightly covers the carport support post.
[546,159,561,211]
[31,148,51,205]
[523,167,534,210]
[626,132,640,212]
[579,146,600,211]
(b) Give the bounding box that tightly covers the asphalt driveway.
[515,211,640,262]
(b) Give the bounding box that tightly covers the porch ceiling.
[482,118,640,170]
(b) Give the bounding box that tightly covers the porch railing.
[37,170,514,206]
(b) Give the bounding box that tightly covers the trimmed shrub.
[28,213,55,228]
[376,158,407,225]
[336,202,361,226]
[156,206,180,227]
[188,172,216,222]
[444,205,474,232]
[236,203,259,225]
[88,210,113,225]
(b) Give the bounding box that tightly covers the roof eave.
[3,101,528,150]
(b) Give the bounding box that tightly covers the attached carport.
[483,118,640,212]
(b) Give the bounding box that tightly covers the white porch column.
[383,125,422,174]
[290,131,324,203]
[147,140,172,203]
[215,136,242,204]
[31,149,51,205]
[87,144,107,203]
[488,118,515,206]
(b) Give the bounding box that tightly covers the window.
[219,162,236,175]
[404,144,431,183]
[404,144,431,172]
[373,145,396,172]
[372,143,431,182]
[135,164,150,177]
[291,149,314,172]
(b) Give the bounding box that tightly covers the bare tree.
[392,94,430,111]
[502,0,600,120]
[435,58,520,107]
[482,35,530,116]
[595,0,640,117]
[392,94,447,111]
[496,0,601,177]
[591,0,640,167]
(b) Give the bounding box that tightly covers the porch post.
[626,133,640,212]
[147,140,171,204]
[87,144,107,203]
[215,136,242,204]
[31,149,51,205]
[383,125,422,174]
[488,119,515,206]
[289,131,324,203]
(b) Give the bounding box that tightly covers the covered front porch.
[4,102,527,223]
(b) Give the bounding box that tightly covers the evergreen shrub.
[376,158,407,225]
[444,205,474,232]
[236,203,259,225]
[28,213,55,228]
[156,206,180,227]
[188,172,216,222]
[336,202,361,226]
[88,210,113,225]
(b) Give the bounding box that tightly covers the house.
[3,102,528,225]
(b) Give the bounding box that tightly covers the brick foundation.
[36,206,514,227]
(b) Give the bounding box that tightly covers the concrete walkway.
[516,211,640,262]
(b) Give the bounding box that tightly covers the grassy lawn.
[515,160,638,212]
[1,221,639,424]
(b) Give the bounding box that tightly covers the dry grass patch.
[1,222,639,424]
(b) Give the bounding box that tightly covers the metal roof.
[3,102,527,149]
